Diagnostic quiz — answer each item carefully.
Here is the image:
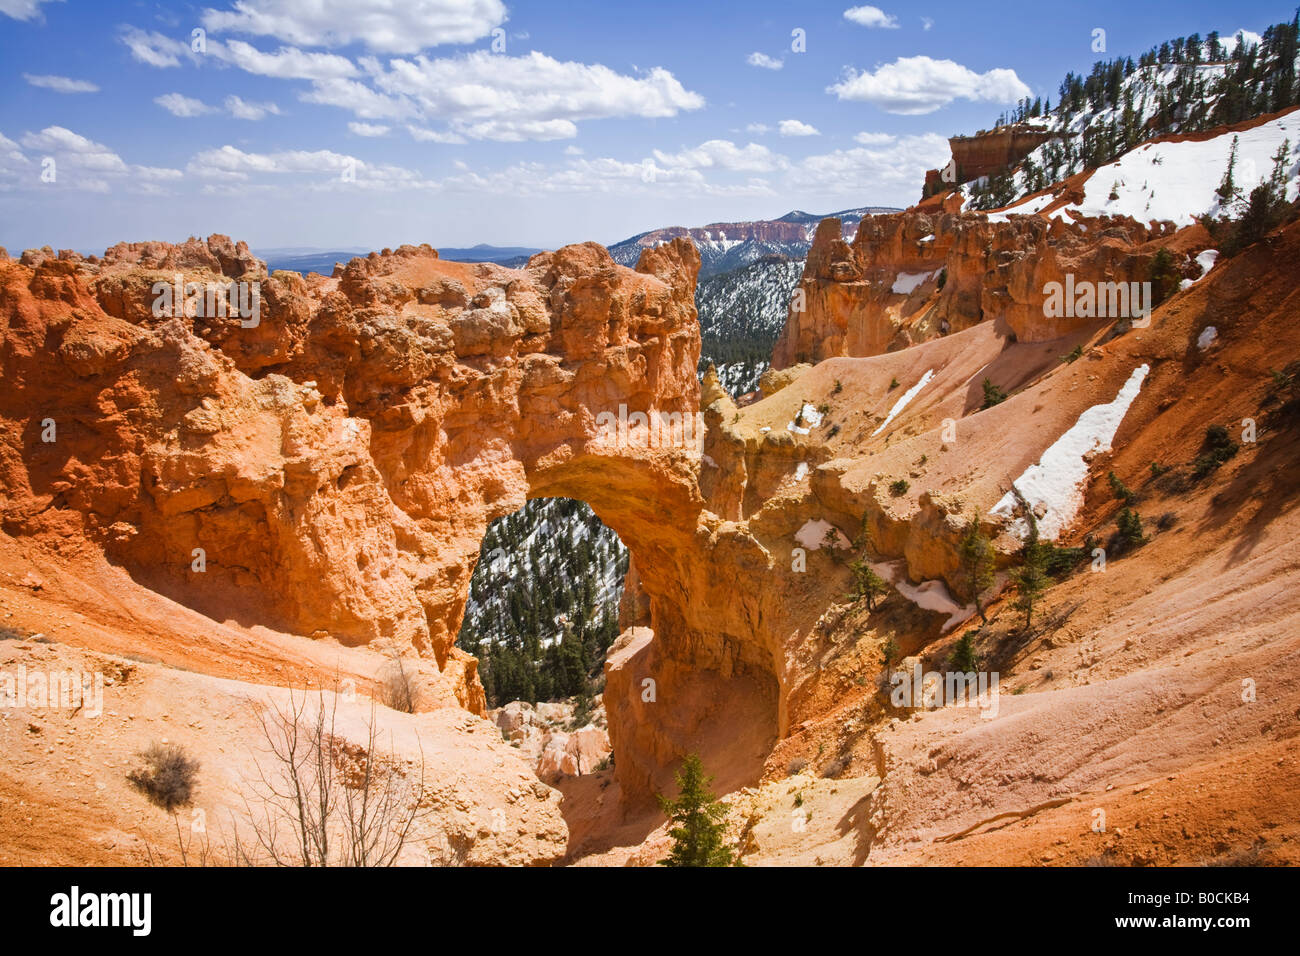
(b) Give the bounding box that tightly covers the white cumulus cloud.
[778,119,820,137]
[15,125,181,192]
[407,124,467,144]
[302,77,414,120]
[155,92,213,117]
[200,0,507,54]
[843,5,899,29]
[186,143,434,191]
[120,28,357,79]
[119,26,703,142]
[215,39,358,80]
[747,52,783,70]
[0,0,61,21]
[224,94,281,119]
[828,55,1031,114]
[155,92,281,119]
[652,139,786,173]
[366,50,704,140]
[790,132,952,199]
[121,28,187,68]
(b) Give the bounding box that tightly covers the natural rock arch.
[0,235,782,804]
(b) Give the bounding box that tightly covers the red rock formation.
[0,212,1232,821]
[0,235,702,720]
[772,211,1186,368]
[922,124,1059,197]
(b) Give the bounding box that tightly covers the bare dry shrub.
[127,741,199,811]
[378,651,421,714]
[233,685,428,867]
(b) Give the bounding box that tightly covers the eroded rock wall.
[0,236,703,720]
[772,211,1169,368]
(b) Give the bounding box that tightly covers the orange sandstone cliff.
[771,211,1191,368]
[3,210,1299,866]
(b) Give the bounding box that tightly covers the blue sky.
[0,0,1291,252]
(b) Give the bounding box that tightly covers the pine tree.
[981,378,1008,409]
[1010,535,1049,630]
[1117,507,1146,548]
[1148,247,1181,307]
[657,753,737,867]
[848,556,889,611]
[1231,183,1285,253]
[1268,139,1292,202]
[881,636,900,670]
[958,519,995,623]
[948,632,981,673]
[1216,135,1240,205]
[570,680,593,730]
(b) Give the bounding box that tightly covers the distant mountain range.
[607,206,901,278]
[262,206,902,279]
[263,243,543,276]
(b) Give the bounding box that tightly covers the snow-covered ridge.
[966,24,1299,214]
[608,205,900,278]
[1058,115,1297,226]
[985,112,1299,226]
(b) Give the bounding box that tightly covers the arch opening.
[456,496,628,711]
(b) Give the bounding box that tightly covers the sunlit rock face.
[772,211,1164,368]
[0,236,704,724]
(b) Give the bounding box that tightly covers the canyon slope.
[4,120,1300,865]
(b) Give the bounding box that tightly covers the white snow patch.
[787,402,822,434]
[990,364,1150,541]
[891,270,938,295]
[796,519,850,551]
[1180,249,1220,289]
[985,190,1056,222]
[1195,248,1219,276]
[1197,326,1218,350]
[872,369,934,437]
[759,426,771,433]
[793,461,810,481]
[871,560,974,632]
